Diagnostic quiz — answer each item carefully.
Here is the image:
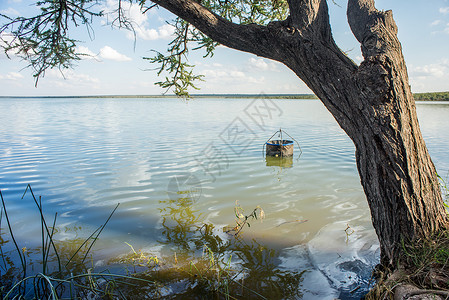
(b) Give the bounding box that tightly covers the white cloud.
[76,45,131,62]
[430,21,449,35]
[157,24,175,39]
[247,57,279,72]
[0,7,19,15]
[410,61,448,78]
[0,72,24,80]
[0,32,37,58]
[99,46,131,61]
[201,67,260,84]
[409,60,449,92]
[439,7,449,14]
[229,70,246,78]
[131,28,158,40]
[202,69,228,78]
[0,32,18,58]
[76,46,97,59]
[127,23,175,41]
[64,73,100,86]
[103,0,174,41]
[249,58,268,70]
[44,69,100,87]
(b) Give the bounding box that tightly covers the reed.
[0,185,127,299]
[437,172,449,211]
[1,187,304,299]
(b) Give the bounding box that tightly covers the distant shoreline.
[0,94,318,99]
[413,92,449,101]
[1,92,448,101]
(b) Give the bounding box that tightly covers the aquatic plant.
[437,172,449,211]
[0,185,126,299]
[224,200,265,236]
[1,186,305,299]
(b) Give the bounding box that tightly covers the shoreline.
[0,94,318,99]
[0,92,448,101]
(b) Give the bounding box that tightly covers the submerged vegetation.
[0,185,124,299]
[0,186,305,299]
[3,176,447,298]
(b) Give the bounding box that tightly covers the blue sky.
[1,0,449,96]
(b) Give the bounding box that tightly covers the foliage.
[112,195,302,299]
[0,0,289,97]
[414,92,449,101]
[144,0,289,97]
[0,0,101,85]
[143,17,210,97]
[123,242,159,267]
[437,173,449,211]
[399,232,449,290]
[365,231,449,300]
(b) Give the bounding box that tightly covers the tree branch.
[347,0,399,59]
[150,0,287,61]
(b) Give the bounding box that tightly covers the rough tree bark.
[151,0,449,265]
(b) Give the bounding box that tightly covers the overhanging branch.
[150,0,286,61]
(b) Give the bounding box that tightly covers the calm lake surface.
[0,97,448,299]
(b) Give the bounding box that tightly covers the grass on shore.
[366,175,449,300]
[365,231,449,300]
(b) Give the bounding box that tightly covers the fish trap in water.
[266,140,294,157]
[264,128,301,157]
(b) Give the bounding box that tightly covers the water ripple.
[0,98,448,299]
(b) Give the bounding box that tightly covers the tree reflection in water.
[0,190,306,299]
[126,191,307,299]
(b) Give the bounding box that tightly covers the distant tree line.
[413,92,449,101]
[2,93,448,100]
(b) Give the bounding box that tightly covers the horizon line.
[0,93,318,99]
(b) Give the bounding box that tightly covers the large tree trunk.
[153,0,449,266]
[345,0,449,265]
[281,0,449,265]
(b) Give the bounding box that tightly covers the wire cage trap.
[264,128,302,158]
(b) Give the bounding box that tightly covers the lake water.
[0,97,448,299]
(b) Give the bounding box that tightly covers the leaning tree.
[1,0,448,267]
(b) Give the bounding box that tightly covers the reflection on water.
[150,192,306,298]
[158,194,206,254]
[266,155,294,168]
[166,173,202,203]
[2,187,308,298]
[0,98,448,298]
